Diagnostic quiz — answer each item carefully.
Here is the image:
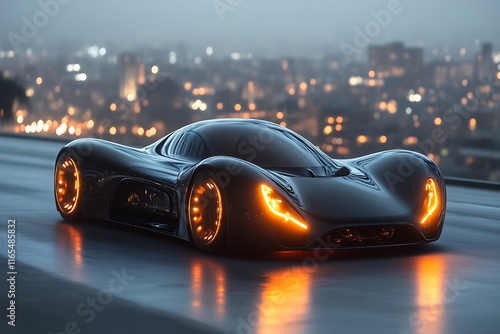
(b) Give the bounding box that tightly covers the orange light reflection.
[257,268,311,334]
[191,261,202,309]
[57,224,84,282]
[190,260,227,319]
[66,226,83,266]
[414,254,445,334]
[216,270,226,317]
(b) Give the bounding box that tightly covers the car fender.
[188,156,284,251]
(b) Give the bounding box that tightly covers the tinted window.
[202,125,333,168]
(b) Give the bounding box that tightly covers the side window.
[167,132,205,160]
[166,132,185,157]
[159,133,175,156]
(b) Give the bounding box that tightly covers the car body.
[54,118,446,252]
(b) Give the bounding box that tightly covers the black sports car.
[54,118,446,252]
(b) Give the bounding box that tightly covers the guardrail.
[0,131,71,144]
[444,177,500,190]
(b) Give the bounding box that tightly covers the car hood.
[283,174,412,221]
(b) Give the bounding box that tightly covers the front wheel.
[187,171,226,253]
[54,152,82,221]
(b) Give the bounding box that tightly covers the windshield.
[199,122,336,171]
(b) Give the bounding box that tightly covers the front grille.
[312,224,422,249]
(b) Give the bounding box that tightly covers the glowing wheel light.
[55,157,80,215]
[188,175,223,245]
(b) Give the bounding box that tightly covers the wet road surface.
[0,135,499,334]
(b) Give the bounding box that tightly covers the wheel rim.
[55,157,80,215]
[188,175,223,246]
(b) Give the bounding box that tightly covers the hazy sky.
[1,0,499,57]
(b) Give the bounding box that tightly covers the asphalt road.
[0,135,499,334]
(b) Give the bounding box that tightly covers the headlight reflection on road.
[256,267,311,334]
[413,254,446,334]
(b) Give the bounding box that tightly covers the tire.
[187,170,227,253]
[54,152,82,221]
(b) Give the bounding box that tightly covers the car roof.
[183,118,334,169]
[189,118,281,134]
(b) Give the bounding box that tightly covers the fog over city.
[1,0,500,57]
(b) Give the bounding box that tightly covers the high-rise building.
[475,43,494,80]
[369,42,423,81]
[404,47,424,78]
[118,53,142,101]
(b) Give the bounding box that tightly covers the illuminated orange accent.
[261,185,308,230]
[420,178,439,225]
[188,176,223,245]
[55,157,80,215]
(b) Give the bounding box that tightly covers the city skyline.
[1,35,499,180]
[1,0,500,58]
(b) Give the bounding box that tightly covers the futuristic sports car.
[54,118,446,252]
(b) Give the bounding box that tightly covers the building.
[118,53,143,101]
[475,43,494,80]
[368,42,423,83]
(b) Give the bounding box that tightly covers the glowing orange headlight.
[261,184,308,230]
[420,178,440,225]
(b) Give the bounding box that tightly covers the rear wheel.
[54,153,82,221]
[187,171,226,252]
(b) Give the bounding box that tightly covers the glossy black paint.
[55,118,446,251]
